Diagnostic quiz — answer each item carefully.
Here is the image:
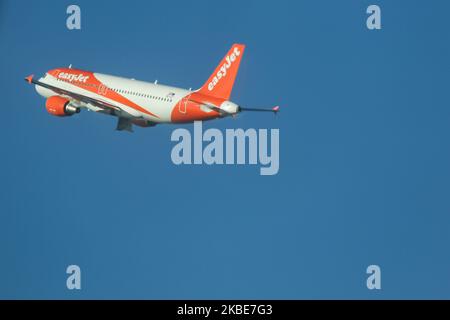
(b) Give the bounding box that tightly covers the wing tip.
[25,74,34,84]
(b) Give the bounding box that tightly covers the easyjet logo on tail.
[58,72,89,83]
[207,47,241,91]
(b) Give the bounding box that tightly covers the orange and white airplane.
[25,44,279,132]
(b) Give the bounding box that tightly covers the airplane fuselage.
[36,67,238,125]
[26,44,278,131]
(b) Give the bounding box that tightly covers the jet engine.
[45,96,80,117]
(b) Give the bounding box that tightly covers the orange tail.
[197,44,245,100]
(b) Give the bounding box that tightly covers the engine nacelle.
[45,96,80,117]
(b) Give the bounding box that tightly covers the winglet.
[25,74,34,84]
[272,106,280,113]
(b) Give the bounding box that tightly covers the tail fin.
[197,44,245,100]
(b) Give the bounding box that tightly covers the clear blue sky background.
[1,0,449,299]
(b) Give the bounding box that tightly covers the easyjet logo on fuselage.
[58,72,89,83]
[207,47,241,91]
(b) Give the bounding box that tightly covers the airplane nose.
[35,83,54,98]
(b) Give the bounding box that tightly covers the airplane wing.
[25,75,126,116]
[190,98,279,115]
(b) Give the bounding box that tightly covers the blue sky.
[1,0,450,299]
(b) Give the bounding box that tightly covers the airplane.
[24,44,279,132]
